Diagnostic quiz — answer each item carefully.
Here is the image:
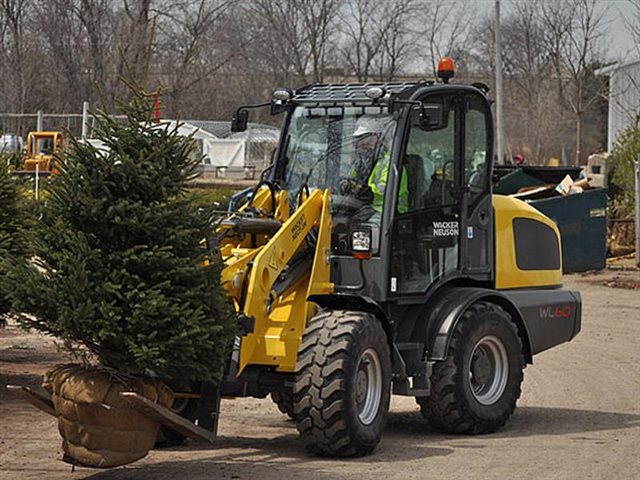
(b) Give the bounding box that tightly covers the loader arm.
[233,189,334,374]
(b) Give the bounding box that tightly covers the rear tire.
[293,310,391,457]
[417,301,523,434]
[271,388,294,419]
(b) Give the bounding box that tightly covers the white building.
[598,59,640,151]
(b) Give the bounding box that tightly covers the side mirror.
[411,104,444,130]
[231,109,248,133]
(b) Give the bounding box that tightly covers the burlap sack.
[43,364,174,468]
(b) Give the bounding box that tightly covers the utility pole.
[495,0,504,165]
[634,161,640,267]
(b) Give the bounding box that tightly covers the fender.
[424,286,534,364]
[308,293,392,340]
[308,293,409,379]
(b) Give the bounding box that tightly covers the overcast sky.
[481,0,638,61]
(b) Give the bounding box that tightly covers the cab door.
[388,89,492,297]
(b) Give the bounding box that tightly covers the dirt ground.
[1,265,639,480]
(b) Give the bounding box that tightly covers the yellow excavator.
[176,59,582,457]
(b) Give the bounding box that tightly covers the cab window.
[400,106,456,212]
[465,95,491,198]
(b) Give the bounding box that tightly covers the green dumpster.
[529,188,607,273]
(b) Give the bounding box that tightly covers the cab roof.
[292,81,488,103]
[293,82,421,101]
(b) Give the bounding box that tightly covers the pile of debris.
[494,165,596,200]
[494,165,607,273]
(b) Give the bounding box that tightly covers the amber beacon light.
[437,57,455,83]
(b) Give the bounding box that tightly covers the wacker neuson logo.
[432,221,459,237]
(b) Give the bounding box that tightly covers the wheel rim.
[355,348,383,425]
[468,335,509,405]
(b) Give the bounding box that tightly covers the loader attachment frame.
[224,188,334,374]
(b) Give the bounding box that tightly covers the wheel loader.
[21,130,64,174]
[185,60,582,457]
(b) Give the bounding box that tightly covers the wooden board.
[6,385,56,417]
[120,392,216,444]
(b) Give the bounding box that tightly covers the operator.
[352,115,409,214]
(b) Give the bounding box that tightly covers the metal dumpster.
[529,188,607,273]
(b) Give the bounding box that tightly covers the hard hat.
[353,115,390,137]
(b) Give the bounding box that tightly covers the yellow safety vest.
[368,152,409,213]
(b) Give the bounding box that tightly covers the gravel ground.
[1,268,639,480]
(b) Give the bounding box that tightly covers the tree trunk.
[575,112,581,166]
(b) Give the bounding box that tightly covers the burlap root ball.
[43,364,174,468]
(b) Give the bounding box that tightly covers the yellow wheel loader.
[21,131,64,174]
[179,62,581,457]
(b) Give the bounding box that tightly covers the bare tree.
[375,0,417,81]
[336,0,386,82]
[247,0,337,84]
[34,0,88,110]
[154,0,236,117]
[117,0,154,90]
[74,0,113,90]
[0,0,31,113]
[564,0,607,165]
[417,0,472,78]
[502,0,553,160]
[299,0,338,82]
[337,0,416,82]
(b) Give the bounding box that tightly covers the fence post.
[82,102,89,139]
[635,160,640,267]
[35,163,39,201]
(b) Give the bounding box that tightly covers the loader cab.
[272,83,494,302]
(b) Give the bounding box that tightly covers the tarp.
[203,139,246,168]
[161,121,246,168]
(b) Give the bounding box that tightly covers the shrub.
[610,127,640,217]
[7,94,237,383]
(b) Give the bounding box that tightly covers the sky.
[478,0,638,62]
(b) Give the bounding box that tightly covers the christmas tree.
[8,93,237,383]
[0,160,31,323]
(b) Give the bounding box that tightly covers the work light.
[272,88,293,102]
[365,86,386,100]
[351,228,372,258]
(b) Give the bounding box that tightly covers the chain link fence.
[2,112,280,190]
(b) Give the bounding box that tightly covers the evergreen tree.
[8,94,237,383]
[0,160,30,323]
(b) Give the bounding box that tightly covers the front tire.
[293,310,391,457]
[417,301,524,434]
